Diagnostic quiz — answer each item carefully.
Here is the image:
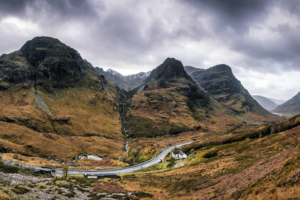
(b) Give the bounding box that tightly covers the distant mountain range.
[95,67,151,91]
[252,95,278,111]
[272,92,300,114]
[267,97,286,105]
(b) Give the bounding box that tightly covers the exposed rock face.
[145,58,193,83]
[95,67,151,91]
[0,51,31,90]
[272,92,300,114]
[193,65,244,96]
[20,37,92,92]
[252,95,278,111]
[0,37,99,93]
[189,64,282,123]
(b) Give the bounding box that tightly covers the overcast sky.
[0,0,300,100]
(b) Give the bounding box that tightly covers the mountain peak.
[209,64,232,73]
[145,57,192,83]
[20,36,82,68]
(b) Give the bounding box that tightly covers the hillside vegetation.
[122,114,300,199]
[0,37,125,160]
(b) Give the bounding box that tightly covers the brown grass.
[93,181,127,193]
[121,120,300,199]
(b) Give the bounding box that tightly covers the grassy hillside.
[121,115,300,199]
[0,37,125,160]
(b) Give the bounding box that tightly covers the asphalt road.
[2,140,196,176]
[61,141,195,175]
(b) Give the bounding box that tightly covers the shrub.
[203,151,217,158]
[0,163,19,173]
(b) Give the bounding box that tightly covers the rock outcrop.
[189,64,282,123]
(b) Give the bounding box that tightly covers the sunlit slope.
[0,37,125,160]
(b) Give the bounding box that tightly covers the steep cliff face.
[125,58,242,138]
[0,37,125,160]
[272,92,300,114]
[189,64,282,123]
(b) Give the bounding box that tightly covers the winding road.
[3,140,196,176]
[2,114,265,176]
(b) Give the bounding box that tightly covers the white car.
[158,159,162,163]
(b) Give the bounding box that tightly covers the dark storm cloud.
[1,0,300,98]
[0,0,99,20]
[0,0,34,17]
[180,0,300,73]
[43,0,99,19]
[182,0,273,32]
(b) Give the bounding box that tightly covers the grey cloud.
[0,0,34,18]
[181,0,273,33]
[0,0,300,99]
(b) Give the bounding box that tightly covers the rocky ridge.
[189,64,282,123]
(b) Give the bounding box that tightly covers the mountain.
[95,67,151,91]
[125,58,243,138]
[267,97,286,105]
[252,95,278,111]
[189,64,282,123]
[184,66,204,74]
[0,37,125,160]
[272,92,300,114]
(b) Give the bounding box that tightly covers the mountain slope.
[95,67,150,91]
[272,92,300,114]
[0,37,125,160]
[252,95,278,111]
[189,64,282,123]
[125,58,243,138]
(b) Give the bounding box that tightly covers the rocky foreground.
[0,171,149,200]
